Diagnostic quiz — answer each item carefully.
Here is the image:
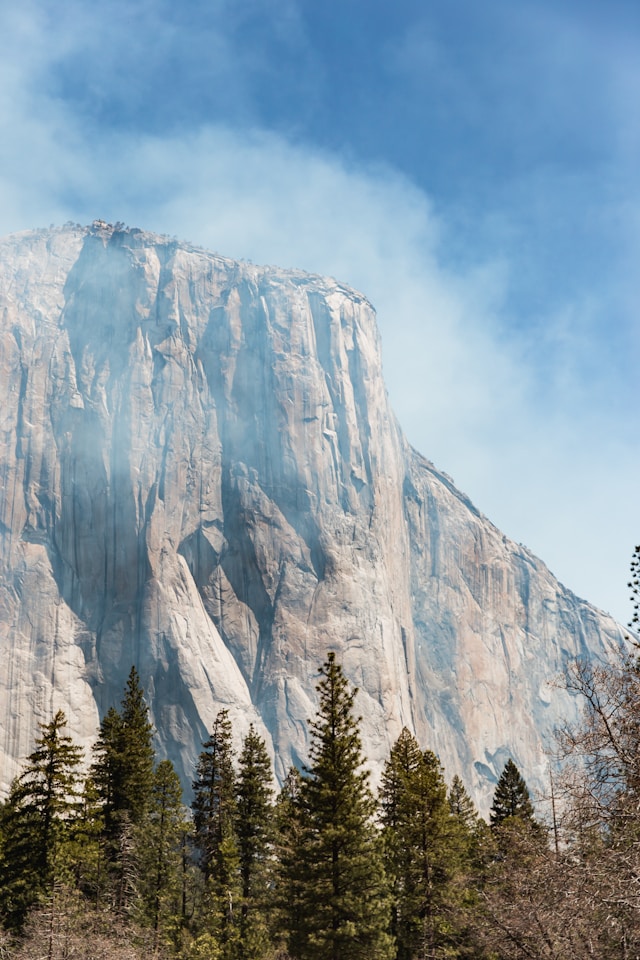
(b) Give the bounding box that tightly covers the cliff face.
[0,223,623,807]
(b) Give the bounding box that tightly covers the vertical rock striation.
[0,223,624,808]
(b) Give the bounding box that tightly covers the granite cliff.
[0,223,624,809]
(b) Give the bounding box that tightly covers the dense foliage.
[489,758,536,827]
[281,653,392,960]
[3,612,640,958]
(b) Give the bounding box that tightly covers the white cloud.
[0,2,638,624]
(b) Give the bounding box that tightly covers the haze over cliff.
[0,222,624,809]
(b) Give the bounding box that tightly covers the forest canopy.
[2,641,640,960]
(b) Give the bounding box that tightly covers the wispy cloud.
[0,1,638,622]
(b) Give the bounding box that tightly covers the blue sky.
[1,0,638,622]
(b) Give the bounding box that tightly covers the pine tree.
[272,767,306,958]
[192,709,237,881]
[119,666,156,825]
[379,727,424,960]
[136,759,186,947]
[0,711,83,930]
[68,774,105,902]
[90,668,155,915]
[448,776,478,830]
[490,760,537,828]
[380,728,466,960]
[91,706,124,841]
[192,709,240,958]
[294,652,393,960]
[235,725,273,960]
[91,668,155,837]
[451,773,494,861]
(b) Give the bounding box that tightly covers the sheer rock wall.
[0,224,623,808]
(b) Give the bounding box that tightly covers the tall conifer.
[235,724,273,960]
[90,668,155,915]
[448,776,479,831]
[92,667,155,835]
[137,759,186,945]
[272,767,306,957]
[490,760,536,828]
[119,666,155,824]
[0,711,83,930]
[380,728,467,960]
[294,652,393,960]
[192,708,239,957]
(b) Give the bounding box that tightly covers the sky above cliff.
[1,0,638,623]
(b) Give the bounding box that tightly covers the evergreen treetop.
[0,711,83,930]
[381,729,468,960]
[136,759,185,940]
[272,767,306,958]
[490,759,537,827]
[294,652,393,960]
[192,708,237,883]
[235,724,274,960]
[91,667,155,833]
[191,709,240,958]
[448,775,479,829]
[236,723,273,889]
[119,666,155,823]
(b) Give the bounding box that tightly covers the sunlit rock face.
[0,223,624,809]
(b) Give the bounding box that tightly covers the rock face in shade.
[0,223,624,810]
